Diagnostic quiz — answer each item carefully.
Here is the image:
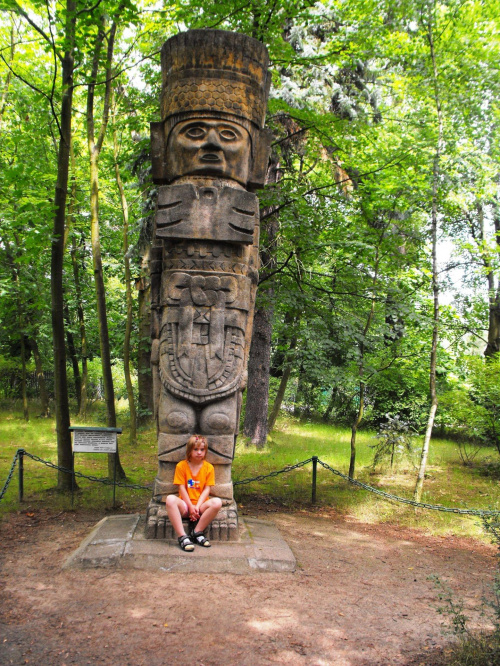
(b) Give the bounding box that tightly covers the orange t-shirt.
[173,459,215,503]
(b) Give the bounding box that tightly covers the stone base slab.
[145,499,238,541]
[63,514,296,573]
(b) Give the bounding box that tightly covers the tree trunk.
[414,217,439,502]
[349,382,365,478]
[137,273,153,421]
[4,236,31,423]
[293,367,305,416]
[485,290,500,358]
[322,388,337,422]
[64,140,87,416]
[268,363,292,432]
[244,304,274,446]
[135,147,154,424]
[348,240,381,479]
[70,235,88,418]
[86,16,125,479]
[243,158,280,446]
[29,336,50,417]
[112,100,137,445]
[414,12,442,503]
[484,207,500,357]
[51,0,76,491]
[268,332,297,432]
[414,402,437,501]
[20,333,29,422]
[64,304,81,412]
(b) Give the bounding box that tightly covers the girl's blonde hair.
[186,434,208,460]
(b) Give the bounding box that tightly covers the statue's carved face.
[166,119,251,184]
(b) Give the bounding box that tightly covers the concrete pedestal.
[64,514,296,574]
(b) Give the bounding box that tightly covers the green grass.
[232,415,499,540]
[1,402,499,539]
[0,399,158,515]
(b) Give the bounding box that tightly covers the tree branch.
[76,0,103,17]
[0,53,54,103]
[260,153,413,222]
[9,1,60,61]
[258,251,294,285]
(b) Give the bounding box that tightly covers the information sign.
[72,430,117,453]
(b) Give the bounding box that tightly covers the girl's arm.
[196,486,211,509]
[179,485,199,519]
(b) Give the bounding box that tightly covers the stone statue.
[145,29,271,540]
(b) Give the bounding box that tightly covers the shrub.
[371,415,417,471]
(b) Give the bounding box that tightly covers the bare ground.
[0,505,496,666]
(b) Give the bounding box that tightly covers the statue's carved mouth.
[200,153,222,163]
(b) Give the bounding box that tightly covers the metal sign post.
[69,427,122,508]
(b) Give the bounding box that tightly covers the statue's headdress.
[151,30,272,189]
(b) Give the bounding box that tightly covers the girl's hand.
[189,505,200,520]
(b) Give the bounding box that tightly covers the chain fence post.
[18,449,24,502]
[71,452,75,509]
[312,456,318,504]
[112,451,117,509]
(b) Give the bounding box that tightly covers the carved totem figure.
[145,30,271,540]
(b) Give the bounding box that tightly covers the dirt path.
[0,507,496,666]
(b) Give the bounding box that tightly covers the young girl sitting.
[165,435,223,551]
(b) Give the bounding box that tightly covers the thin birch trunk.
[414,10,442,502]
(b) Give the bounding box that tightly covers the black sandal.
[178,534,195,552]
[191,531,211,547]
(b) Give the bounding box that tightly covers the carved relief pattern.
[159,270,249,403]
[165,77,263,126]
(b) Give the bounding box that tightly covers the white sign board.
[72,430,117,453]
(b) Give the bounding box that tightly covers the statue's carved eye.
[220,129,237,140]
[185,126,206,139]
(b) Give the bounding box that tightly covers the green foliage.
[440,355,500,454]
[1,0,500,464]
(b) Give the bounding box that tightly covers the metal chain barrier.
[316,458,500,516]
[23,451,151,491]
[1,450,499,516]
[0,450,19,502]
[233,458,313,486]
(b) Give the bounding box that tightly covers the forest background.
[0,0,499,500]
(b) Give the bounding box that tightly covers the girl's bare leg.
[196,497,222,532]
[166,495,188,538]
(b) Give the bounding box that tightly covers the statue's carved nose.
[201,128,222,151]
